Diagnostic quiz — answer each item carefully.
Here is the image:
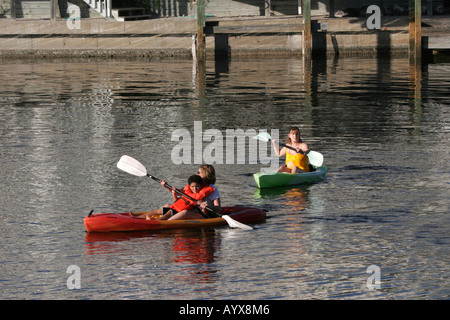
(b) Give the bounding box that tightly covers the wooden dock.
[1,8,449,58]
[205,15,304,35]
[423,31,450,50]
[421,15,450,50]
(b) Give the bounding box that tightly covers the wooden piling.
[302,0,311,60]
[409,0,422,127]
[409,0,422,64]
[265,0,271,17]
[10,0,16,20]
[194,0,206,99]
[196,0,206,61]
[51,0,56,20]
[302,0,312,92]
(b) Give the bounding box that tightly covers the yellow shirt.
[285,151,310,172]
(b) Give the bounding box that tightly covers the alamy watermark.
[366,265,381,290]
[170,121,279,172]
[366,5,381,30]
[66,4,81,30]
[66,265,81,289]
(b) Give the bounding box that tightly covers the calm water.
[0,55,449,300]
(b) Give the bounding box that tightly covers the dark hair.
[188,174,203,185]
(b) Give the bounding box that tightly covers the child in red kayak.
[142,175,215,220]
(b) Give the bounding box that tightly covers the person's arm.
[184,186,215,200]
[299,142,310,154]
[211,198,221,212]
[171,189,178,202]
[179,186,215,211]
[160,180,176,193]
[197,197,221,215]
[198,201,208,214]
[272,140,286,157]
[184,185,221,216]
[161,180,181,202]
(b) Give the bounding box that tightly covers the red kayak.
[84,206,266,232]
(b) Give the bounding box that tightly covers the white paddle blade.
[308,151,324,167]
[252,132,272,142]
[117,155,148,177]
[222,215,253,230]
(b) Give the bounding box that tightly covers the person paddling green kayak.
[252,128,327,189]
[272,127,310,173]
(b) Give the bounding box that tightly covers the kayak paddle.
[253,132,324,167]
[116,155,253,230]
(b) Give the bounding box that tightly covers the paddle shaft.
[146,174,217,217]
[280,143,309,155]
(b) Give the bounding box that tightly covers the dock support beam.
[409,0,422,127]
[409,0,422,64]
[302,0,311,61]
[51,0,56,20]
[196,0,206,61]
[10,0,16,20]
[265,0,271,16]
[302,0,312,108]
[193,0,206,100]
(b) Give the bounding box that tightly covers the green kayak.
[254,166,328,189]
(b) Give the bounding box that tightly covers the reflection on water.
[254,185,311,218]
[0,54,449,299]
[85,229,220,284]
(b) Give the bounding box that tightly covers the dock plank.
[424,35,450,49]
[212,23,304,35]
